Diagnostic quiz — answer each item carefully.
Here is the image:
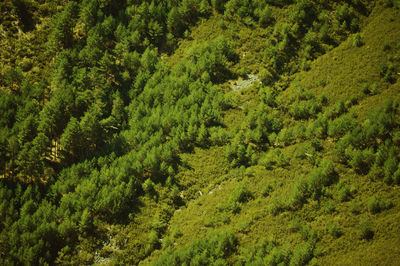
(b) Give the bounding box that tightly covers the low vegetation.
[1,0,400,265]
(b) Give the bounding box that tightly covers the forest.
[0,0,400,265]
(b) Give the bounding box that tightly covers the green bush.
[350,148,375,175]
[146,230,160,254]
[258,5,273,27]
[261,149,289,169]
[269,198,287,216]
[359,218,374,240]
[379,61,396,83]
[368,165,385,181]
[328,221,342,238]
[289,100,322,120]
[262,183,274,197]
[383,40,391,51]
[241,239,294,266]
[328,114,358,139]
[393,168,400,184]
[324,200,335,214]
[325,101,347,120]
[349,201,362,214]
[367,195,393,214]
[230,184,253,204]
[383,156,399,184]
[277,127,295,146]
[289,241,315,266]
[142,178,156,198]
[295,142,316,163]
[307,159,336,199]
[337,183,352,202]
[153,230,238,265]
[353,33,363,47]
[289,179,308,209]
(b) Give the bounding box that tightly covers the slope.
[144,2,400,265]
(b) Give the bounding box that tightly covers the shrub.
[225,131,252,167]
[277,127,295,146]
[307,160,336,199]
[379,61,396,83]
[328,221,342,238]
[367,196,381,213]
[368,165,384,181]
[384,0,394,7]
[338,184,352,202]
[362,83,378,95]
[269,198,286,216]
[324,200,335,214]
[262,183,274,197]
[350,148,375,174]
[258,5,273,27]
[353,33,363,47]
[359,218,374,240]
[289,241,315,266]
[155,230,237,265]
[259,86,278,107]
[241,239,293,265]
[289,179,308,209]
[146,230,160,254]
[224,183,253,214]
[349,201,362,214]
[293,123,307,141]
[230,184,253,204]
[383,40,391,51]
[311,138,323,152]
[289,100,322,120]
[367,195,393,214]
[383,156,399,184]
[320,94,328,105]
[261,149,285,169]
[142,178,156,198]
[393,168,400,184]
[295,143,315,161]
[306,115,328,139]
[325,101,347,120]
[328,114,358,139]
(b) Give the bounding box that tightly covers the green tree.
[49,2,79,50]
[60,117,83,159]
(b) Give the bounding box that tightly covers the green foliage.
[269,198,287,216]
[225,131,254,167]
[153,230,237,265]
[336,181,354,202]
[353,33,363,47]
[142,178,157,198]
[260,149,289,170]
[289,99,322,120]
[324,200,336,214]
[262,183,274,197]
[328,221,342,238]
[359,218,374,240]
[349,148,375,174]
[367,195,393,214]
[307,159,336,199]
[379,61,396,83]
[349,201,362,214]
[362,83,378,95]
[48,2,79,51]
[258,5,274,27]
[328,114,358,139]
[1,1,399,265]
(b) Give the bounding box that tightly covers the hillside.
[1,0,400,265]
